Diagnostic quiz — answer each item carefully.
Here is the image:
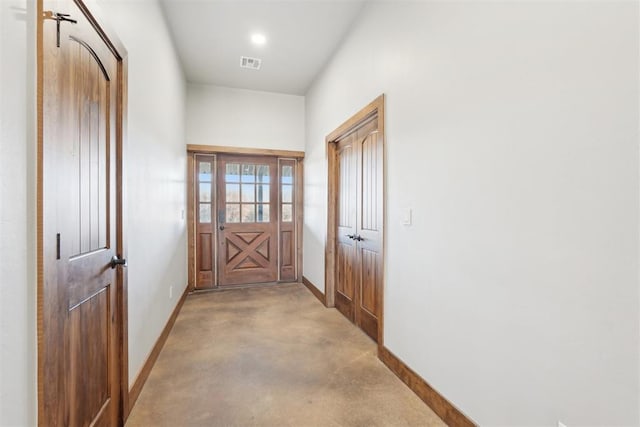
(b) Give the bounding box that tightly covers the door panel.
[360,249,378,315]
[68,288,110,426]
[42,0,122,424]
[355,119,383,341]
[217,156,278,285]
[335,134,357,321]
[335,242,356,321]
[334,117,383,342]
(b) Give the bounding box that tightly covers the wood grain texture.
[187,153,196,291]
[39,2,126,424]
[326,95,385,345]
[295,159,304,282]
[68,288,110,426]
[302,276,326,307]
[36,0,45,422]
[48,4,130,417]
[188,144,304,159]
[116,52,129,424]
[217,155,278,285]
[188,154,303,289]
[324,142,338,308]
[326,95,384,143]
[354,119,383,343]
[325,94,385,311]
[128,286,189,414]
[378,347,476,427]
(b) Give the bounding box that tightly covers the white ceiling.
[159,0,367,95]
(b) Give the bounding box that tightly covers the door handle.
[110,255,127,269]
[354,235,364,241]
[219,225,225,231]
[346,234,355,240]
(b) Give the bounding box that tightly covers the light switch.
[402,208,412,226]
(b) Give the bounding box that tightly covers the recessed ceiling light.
[251,33,267,46]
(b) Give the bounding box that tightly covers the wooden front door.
[41,0,123,425]
[217,155,278,286]
[335,117,383,342]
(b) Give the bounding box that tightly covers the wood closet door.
[42,0,122,424]
[217,156,278,285]
[335,117,382,342]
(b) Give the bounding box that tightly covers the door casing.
[325,94,385,348]
[187,146,305,291]
[37,0,130,423]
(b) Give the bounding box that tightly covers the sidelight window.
[281,165,294,222]
[198,160,213,224]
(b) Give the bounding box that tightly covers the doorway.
[38,0,128,425]
[217,155,278,285]
[188,146,304,290]
[326,95,385,345]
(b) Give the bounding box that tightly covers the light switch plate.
[402,208,412,226]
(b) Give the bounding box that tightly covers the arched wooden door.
[40,0,126,425]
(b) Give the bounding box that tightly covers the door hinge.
[43,11,77,48]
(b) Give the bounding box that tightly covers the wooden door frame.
[325,94,385,347]
[186,146,305,291]
[36,0,130,423]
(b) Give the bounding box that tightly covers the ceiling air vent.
[240,56,262,70]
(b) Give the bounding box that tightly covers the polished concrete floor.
[126,283,446,427]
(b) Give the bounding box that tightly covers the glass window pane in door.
[282,204,293,222]
[257,204,270,222]
[241,184,255,202]
[282,184,292,203]
[199,183,211,202]
[226,184,240,202]
[226,164,240,182]
[282,165,293,184]
[241,204,255,222]
[199,162,212,182]
[241,164,256,182]
[256,185,269,203]
[199,204,211,223]
[256,165,270,183]
[226,204,240,223]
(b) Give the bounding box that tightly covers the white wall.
[96,0,188,387]
[0,0,37,425]
[187,84,305,151]
[0,0,187,420]
[304,2,639,425]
